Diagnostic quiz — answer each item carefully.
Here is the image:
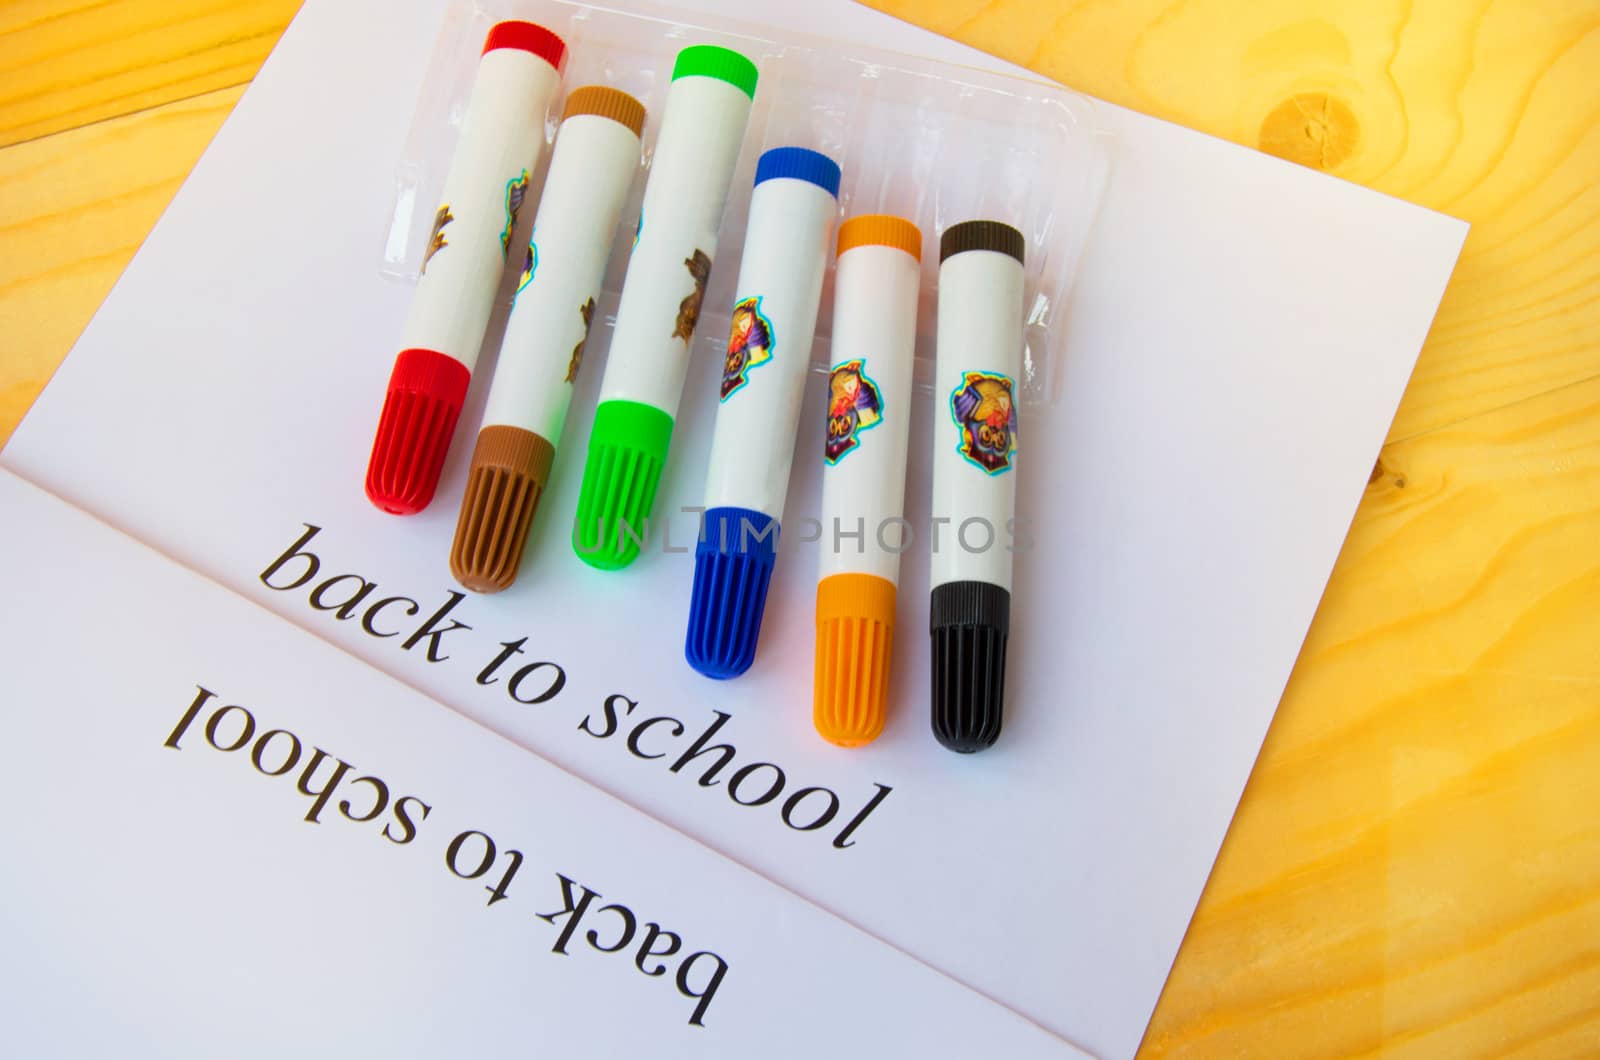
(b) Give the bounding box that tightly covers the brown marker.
[450,87,645,592]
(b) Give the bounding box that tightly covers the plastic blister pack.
[381,0,1111,409]
[367,0,1117,750]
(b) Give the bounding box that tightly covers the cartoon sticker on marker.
[950,371,1018,474]
[673,250,712,341]
[567,298,596,384]
[825,359,884,465]
[720,296,774,400]
[422,204,453,274]
[516,235,540,298]
[501,169,531,253]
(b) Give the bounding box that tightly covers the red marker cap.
[365,348,471,515]
[482,20,567,72]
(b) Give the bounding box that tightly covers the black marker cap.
[939,219,1025,266]
[929,581,1010,753]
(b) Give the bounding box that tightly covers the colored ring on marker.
[754,147,841,198]
[939,219,1025,266]
[482,20,567,72]
[562,85,647,137]
[836,215,922,262]
[671,44,759,99]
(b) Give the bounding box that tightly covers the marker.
[365,21,566,516]
[929,220,1025,752]
[686,147,842,677]
[449,87,647,593]
[814,216,923,747]
[573,45,758,569]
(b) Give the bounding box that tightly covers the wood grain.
[0,0,300,146]
[850,4,1600,1046]
[0,1,1597,1057]
[0,85,247,439]
[1153,374,1600,1056]
[864,0,1600,444]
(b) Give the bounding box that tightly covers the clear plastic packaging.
[381,0,1111,408]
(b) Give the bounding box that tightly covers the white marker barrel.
[929,220,1026,753]
[449,87,646,594]
[686,147,842,680]
[573,45,759,571]
[813,215,923,749]
[366,21,565,516]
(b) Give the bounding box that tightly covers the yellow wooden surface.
[856,1,1600,1055]
[0,86,246,426]
[869,0,1600,445]
[0,1,1596,1056]
[0,0,300,146]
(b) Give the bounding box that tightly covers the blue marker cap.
[754,146,841,198]
[686,507,780,679]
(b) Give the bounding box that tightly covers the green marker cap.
[572,400,676,571]
[671,44,759,100]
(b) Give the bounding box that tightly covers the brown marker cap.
[939,219,1025,266]
[562,85,647,138]
[449,425,556,593]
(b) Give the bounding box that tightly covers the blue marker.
[686,147,842,678]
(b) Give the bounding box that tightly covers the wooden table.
[2,1,1596,1054]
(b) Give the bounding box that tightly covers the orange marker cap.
[562,85,647,138]
[814,573,898,747]
[835,214,922,262]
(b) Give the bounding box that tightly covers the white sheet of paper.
[0,468,1083,1059]
[1,1,1467,1057]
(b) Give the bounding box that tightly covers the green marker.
[573,45,758,569]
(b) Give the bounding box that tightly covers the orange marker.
[814,216,923,747]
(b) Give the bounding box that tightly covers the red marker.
[366,21,565,515]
